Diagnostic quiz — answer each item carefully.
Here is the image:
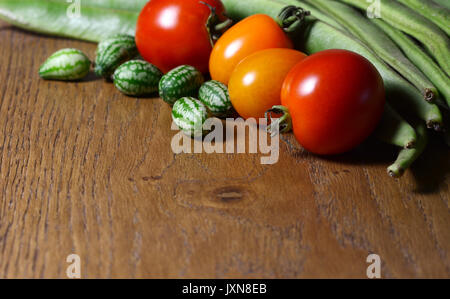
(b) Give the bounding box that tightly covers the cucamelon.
[159,65,204,105]
[199,80,232,117]
[172,97,208,137]
[113,60,163,96]
[95,34,138,79]
[39,48,91,81]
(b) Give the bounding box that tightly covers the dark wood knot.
[213,186,245,203]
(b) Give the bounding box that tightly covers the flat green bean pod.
[0,0,138,42]
[51,0,148,12]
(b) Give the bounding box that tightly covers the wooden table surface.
[0,22,449,279]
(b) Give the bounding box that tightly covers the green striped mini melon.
[39,48,91,81]
[172,97,208,137]
[159,65,204,105]
[95,34,138,79]
[199,80,232,117]
[113,60,163,96]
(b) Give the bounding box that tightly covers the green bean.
[310,0,439,102]
[387,122,427,178]
[373,19,450,108]
[0,0,138,42]
[52,0,148,12]
[375,104,417,149]
[222,0,444,130]
[340,0,450,77]
[398,0,450,36]
[432,0,450,10]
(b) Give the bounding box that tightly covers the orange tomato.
[228,48,307,120]
[209,14,293,85]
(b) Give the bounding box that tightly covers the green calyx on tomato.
[265,105,293,136]
[277,6,311,33]
[201,1,233,46]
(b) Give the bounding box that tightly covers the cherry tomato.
[229,48,307,120]
[135,0,227,73]
[281,49,385,155]
[209,14,293,85]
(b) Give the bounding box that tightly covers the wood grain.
[0,22,449,278]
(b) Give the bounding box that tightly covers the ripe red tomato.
[280,49,385,155]
[209,14,293,85]
[135,0,227,73]
[228,48,307,120]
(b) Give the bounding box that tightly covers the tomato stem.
[277,5,311,33]
[215,19,233,32]
[265,105,293,136]
[200,1,232,45]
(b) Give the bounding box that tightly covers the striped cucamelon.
[199,80,232,117]
[39,48,91,81]
[113,60,163,96]
[95,34,138,79]
[172,97,208,137]
[159,65,204,105]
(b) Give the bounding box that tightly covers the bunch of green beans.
[313,0,450,106]
[340,0,450,77]
[371,19,450,108]
[320,0,450,109]
[279,0,449,109]
[51,0,149,12]
[309,0,439,102]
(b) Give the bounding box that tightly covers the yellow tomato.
[228,48,307,120]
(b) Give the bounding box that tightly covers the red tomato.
[135,0,227,73]
[228,48,307,120]
[209,14,293,85]
[280,49,385,155]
